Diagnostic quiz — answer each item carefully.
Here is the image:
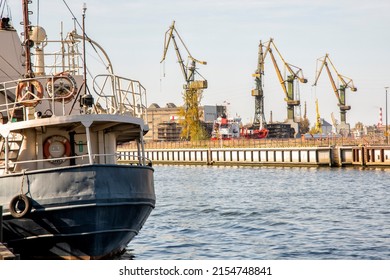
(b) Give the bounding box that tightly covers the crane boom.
[161,21,207,90]
[267,47,289,99]
[269,39,307,84]
[326,54,357,91]
[263,38,307,105]
[313,53,357,102]
[161,21,188,82]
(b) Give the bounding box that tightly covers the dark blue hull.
[0,164,155,259]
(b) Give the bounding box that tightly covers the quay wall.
[118,145,390,167]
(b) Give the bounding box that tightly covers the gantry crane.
[313,53,357,135]
[160,21,207,140]
[262,38,308,137]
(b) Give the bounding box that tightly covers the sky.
[5,0,390,127]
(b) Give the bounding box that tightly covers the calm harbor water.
[127,165,390,260]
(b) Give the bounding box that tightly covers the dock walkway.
[118,145,390,168]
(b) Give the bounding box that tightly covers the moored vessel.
[211,113,241,140]
[0,0,155,259]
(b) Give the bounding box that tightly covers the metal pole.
[85,126,93,164]
[82,3,87,97]
[386,87,389,145]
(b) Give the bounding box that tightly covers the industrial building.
[145,103,225,141]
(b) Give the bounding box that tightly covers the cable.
[62,0,110,74]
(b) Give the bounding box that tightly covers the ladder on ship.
[0,133,24,172]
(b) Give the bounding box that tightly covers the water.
[127,165,390,260]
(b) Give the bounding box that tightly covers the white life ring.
[43,135,72,164]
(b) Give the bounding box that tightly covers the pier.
[119,146,335,166]
[118,139,390,168]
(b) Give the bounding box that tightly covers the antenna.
[82,3,87,96]
[80,2,94,110]
[22,0,33,78]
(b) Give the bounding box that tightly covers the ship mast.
[22,0,33,78]
[82,3,87,97]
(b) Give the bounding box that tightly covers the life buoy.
[43,135,72,164]
[9,194,32,218]
[46,72,77,103]
[16,79,44,107]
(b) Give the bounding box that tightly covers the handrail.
[92,74,148,118]
[0,74,148,119]
[0,152,153,173]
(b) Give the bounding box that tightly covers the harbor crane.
[262,38,308,137]
[314,98,322,134]
[313,53,357,135]
[249,41,268,138]
[160,21,207,140]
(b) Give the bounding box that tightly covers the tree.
[355,122,364,131]
[299,117,310,135]
[178,88,208,140]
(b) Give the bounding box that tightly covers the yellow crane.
[161,21,207,140]
[313,53,357,135]
[314,98,322,134]
[262,38,308,136]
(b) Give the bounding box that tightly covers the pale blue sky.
[7,0,390,127]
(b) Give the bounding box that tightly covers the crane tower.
[251,41,267,130]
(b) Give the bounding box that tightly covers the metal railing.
[0,152,152,174]
[120,136,389,150]
[0,76,78,119]
[92,74,148,119]
[0,73,148,120]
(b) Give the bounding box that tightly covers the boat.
[211,113,241,140]
[211,113,269,140]
[0,1,155,259]
[240,126,269,139]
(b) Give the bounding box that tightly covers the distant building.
[146,103,181,141]
[146,103,226,141]
[203,105,225,123]
[157,122,182,141]
[321,119,333,134]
